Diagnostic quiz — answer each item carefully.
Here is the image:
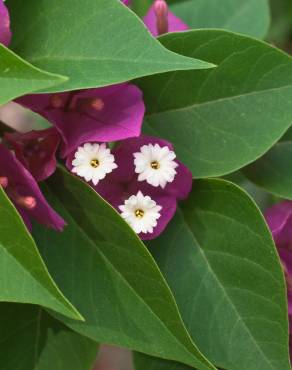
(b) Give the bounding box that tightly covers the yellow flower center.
[151,160,160,170]
[135,209,145,218]
[90,159,100,168]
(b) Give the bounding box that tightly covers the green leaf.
[131,0,270,38]
[140,179,290,370]
[268,0,292,44]
[7,0,213,92]
[33,168,215,370]
[0,188,82,321]
[134,353,192,370]
[0,303,97,370]
[131,0,152,17]
[138,29,292,177]
[0,44,66,105]
[244,141,292,200]
[170,0,270,39]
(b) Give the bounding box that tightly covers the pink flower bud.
[154,0,168,35]
[0,176,8,188]
[49,94,65,109]
[90,98,105,111]
[20,196,37,210]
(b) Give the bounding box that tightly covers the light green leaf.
[0,44,66,105]
[7,0,213,92]
[140,179,290,370]
[0,303,97,370]
[244,141,292,200]
[0,188,82,321]
[33,168,215,370]
[138,30,292,177]
[170,0,270,39]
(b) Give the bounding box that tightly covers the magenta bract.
[0,0,11,46]
[0,144,65,231]
[16,83,145,157]
[5,128,60,182]
[265,201,292,249]
[265,200,292,356]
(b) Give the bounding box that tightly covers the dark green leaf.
[170,0,270,39]
[0,188,82,321]
[141,179,290,370]
[33,168,215,370]
[0,303,97,370]
[137,30,292,177]
[7,0,213,92]
[244,141,292,200]
[131,0,152,17]
[0,44,66,105]
[134,353,191,370]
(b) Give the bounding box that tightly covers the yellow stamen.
[151,160,160,170]
[90,159,100,168]
[135,209,145,218]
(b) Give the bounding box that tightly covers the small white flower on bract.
[72,143,117,185]
[119,191,162,234]
[134,143,178,188]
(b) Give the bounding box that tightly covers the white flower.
[72,143,117,185]
[119,191,162,234]
[134,143,178,188]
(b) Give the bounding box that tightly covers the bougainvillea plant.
[1,0,292,369]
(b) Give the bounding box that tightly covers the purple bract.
[0,144,65,231]
[0,0,11,46]
[16,84,145,157]
[5,128,60,182]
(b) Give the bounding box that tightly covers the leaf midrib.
[27,55,208,69]
[49,184,213,370]
[68,218,208,369]
[146,84,292,118]
[179,207,286,370]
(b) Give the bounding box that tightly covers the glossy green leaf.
[139,179,290,370]
[33,168,215,370]
[138,30,292,178]
[0,188,82,321]
[0,303,97,370]
[7,0,213,92]
[0,44,66,105]
[244,141,292,200]
[170,0,270,39]
[134,353,191,370]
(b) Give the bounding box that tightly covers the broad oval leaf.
[137,29,292,178]
[0,303,97,370]
[0,44,66,105]
[33,168,215,370]
[142,179,290,370]
[0,188,82,321]
[170,0,270,39]
[244,141,292,200]
[7,0,213,92]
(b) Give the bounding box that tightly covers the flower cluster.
[66,136,192,239]
[265,201,292,354]
[0,0,191,239]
